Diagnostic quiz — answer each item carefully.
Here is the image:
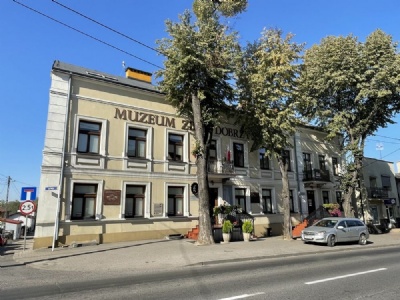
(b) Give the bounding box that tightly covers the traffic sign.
[19,200,36,216]
[21,187,37,201]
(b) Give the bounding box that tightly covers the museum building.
[33,61,343,249]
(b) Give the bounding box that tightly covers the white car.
[301,217,369,247]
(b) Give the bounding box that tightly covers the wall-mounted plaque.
[191,182,199,195]
[154,203,163,216]
[103,190,121,205]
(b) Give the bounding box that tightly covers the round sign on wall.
[19,200,36,216]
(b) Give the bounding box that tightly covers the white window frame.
[124,123,153,159]
[260,187,278,213]
[165,129,189,173]
[164,183,189,217]
[72,115,107,169]
[121,181,151,219]
[66,179,104,221]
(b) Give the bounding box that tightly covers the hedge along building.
[34,61,343,249]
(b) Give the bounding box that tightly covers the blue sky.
[1,0,400,201]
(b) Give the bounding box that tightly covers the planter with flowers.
[323,203,342,217]
[242,220,253,242]
[222,220,233,243]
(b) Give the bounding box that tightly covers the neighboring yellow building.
[34,61,343,249]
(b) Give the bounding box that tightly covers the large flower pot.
[222,233,231,243]
[243,232,251,242]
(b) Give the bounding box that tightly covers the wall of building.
[34,62,344,249]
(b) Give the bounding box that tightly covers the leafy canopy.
[237,28,304,154]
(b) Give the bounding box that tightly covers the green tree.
[297,29,400,217]
[236,28,304,240]
[156,0,246,245]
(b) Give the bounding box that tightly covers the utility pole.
[5,176,11,219]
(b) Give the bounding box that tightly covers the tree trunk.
[191,93,214,245]
[342,187,354,218]
[278,158,291,240]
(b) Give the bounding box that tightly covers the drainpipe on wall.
[52,74,71,251]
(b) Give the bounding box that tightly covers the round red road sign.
[19,200,36,216]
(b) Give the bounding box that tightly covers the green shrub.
[222,220,233,233]
[242,220,253,233]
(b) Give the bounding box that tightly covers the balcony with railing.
[302,169,330,182]
[207,160,235,175]
[367,187,389,199]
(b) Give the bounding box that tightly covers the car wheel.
[359,233,367,245]
[327,235,336,247]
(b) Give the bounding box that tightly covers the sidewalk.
[2,230,400,273]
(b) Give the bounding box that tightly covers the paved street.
[2,230,400,274]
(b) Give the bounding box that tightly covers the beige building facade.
[34,61,343,249]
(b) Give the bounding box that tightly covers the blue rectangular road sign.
[45,186,58,191]
[21,187,37,201]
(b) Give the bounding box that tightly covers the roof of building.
[0,218,23,224]
[52,60,162,95]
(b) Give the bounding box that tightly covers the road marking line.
[219,292,265,299]
[305,268,387,285]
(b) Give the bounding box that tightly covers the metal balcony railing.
[367,187,389,198]
[302,169,330,182]
[207,160,235,174]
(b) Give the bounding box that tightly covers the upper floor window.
[209,140,217,160]
[71,184,97,220]
[77,121,101,154]
[125,185,145,218]
[332,157,339,176]
[381,175,391,190]
[259,148,270,170]
[370,176,377,187]
[303,153,312,171]
[262,189,272,214]
[168,134,183,161]
[168,186,184,216]
[282,150,291,171]
[233,143,244,167]
[128,128,147,158]
[319,155,326,171]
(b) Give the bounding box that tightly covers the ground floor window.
[235,188,246,211]
[322,191,330,204]
[289,190,295,212]
[125,185,145,218]
[168,186,184,216]
[71,184,97,220]
[262,189,272,214]
[250,192,261,214]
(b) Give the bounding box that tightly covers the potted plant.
[222,220,233,243]
[242,220,253,242]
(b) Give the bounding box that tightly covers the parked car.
[301,217,369,247]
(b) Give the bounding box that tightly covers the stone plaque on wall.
[103,190,121,205]
[154,203,163,216]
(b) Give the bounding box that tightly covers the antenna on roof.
[376,143,383,159]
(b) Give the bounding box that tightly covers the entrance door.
[307,190,316,214]
[209,188,219,223]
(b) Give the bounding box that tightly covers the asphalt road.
[2,246,400,299]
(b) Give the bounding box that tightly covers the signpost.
[19,200,36,251]
[20,187,37,201]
